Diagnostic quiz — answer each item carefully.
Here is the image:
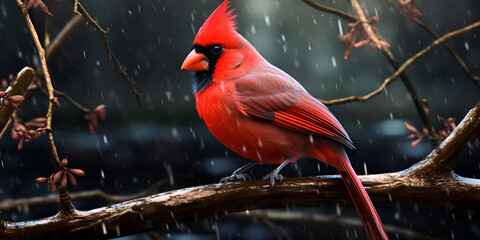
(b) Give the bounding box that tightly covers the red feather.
[194,1,237,47]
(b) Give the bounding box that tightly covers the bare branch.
[0,179,168,212]
[321,21,480,105]
[381,48,436,143]
[0,101,479,240]
[71,1,143,107]
[46,15,85,63]
[0,67,34,132]
[414,19,480,87]
[229,210,436,240]
[408,102,480,178]
[302,0,357,22]
[15,0,62,170]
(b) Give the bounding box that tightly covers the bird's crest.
[194,0,238,47]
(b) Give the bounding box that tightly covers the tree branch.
[414,18,480,87]
[0,179,168,212]
[71,1,143,107]
[1,101,478,240]
[321,21,480,105]
[380,47,436,142]
[302,0,357,22]
[228,210,436,240]
[0,67,34,131]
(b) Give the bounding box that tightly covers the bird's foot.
[220,172,252,183]
[262,172,284,189]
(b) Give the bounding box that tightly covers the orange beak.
[181,50,209,71]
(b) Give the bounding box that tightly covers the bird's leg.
[220,161,258,183]
[262,158,292,188]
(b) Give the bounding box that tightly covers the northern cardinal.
[181,1,388,239]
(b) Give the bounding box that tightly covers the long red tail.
[336,149,388,240]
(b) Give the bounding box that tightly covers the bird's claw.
[220,173,251,183]
[262,172,284,189]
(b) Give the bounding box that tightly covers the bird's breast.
[195,81,314,164]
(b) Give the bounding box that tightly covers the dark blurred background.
[0,0,479,239]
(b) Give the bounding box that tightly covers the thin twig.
[71,0,143,107]
[0,179,168,212]
[44,0,53,48]
[15,0,62,170]
[257,214,293,240]
[0,118,12,140]
[302,0,357,22]
[321,21,480,105]
[54,90,90,113]
[381,48,436,142]
[46,14,85,62]
[414,18,480,86]
[230,210,436,240]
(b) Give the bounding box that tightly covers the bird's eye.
[211,45,224,55]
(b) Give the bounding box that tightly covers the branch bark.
[1,101,479,240]
[0,67,34,131]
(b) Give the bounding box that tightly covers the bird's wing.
[236,69,355,149]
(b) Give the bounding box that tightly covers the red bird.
[181,1,388,239]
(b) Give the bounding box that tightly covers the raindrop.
[189,127,196,139]
[128,10,132,15]
[264,14,270,26]
[103,135,108,144]
[83,50,86,59]
[250,24,256,34]
[167,164,174,185]
[293,59,300,68]
[102,222,107,235]
[116,225,121,236]
[307,42,312,51]
[100,169,105,179]
[363,162,368,175]
[465,41,469,50]
[331,56,337,68]
[96,60,100,66]
[389,112,394,119]
[1,4,7,17]
[166,91,172,101]
[337,18,343,37]
[171,127,178,138]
